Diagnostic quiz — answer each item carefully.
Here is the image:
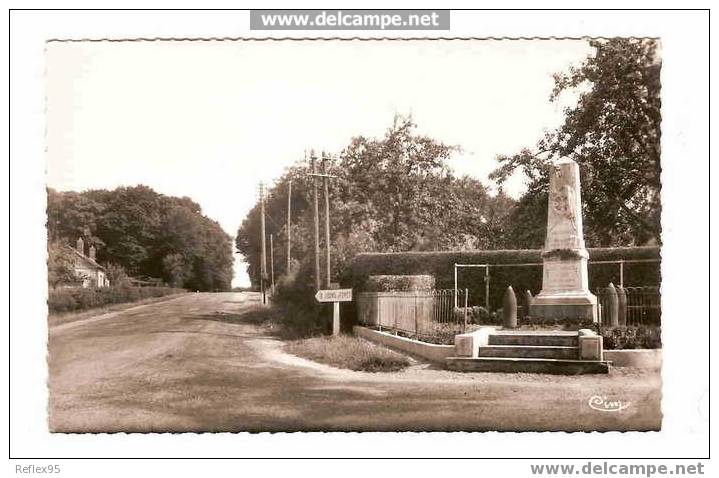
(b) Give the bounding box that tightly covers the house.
[71,237,110,288]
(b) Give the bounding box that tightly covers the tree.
[105,263,130,287]
[339,115,458,251]
[47,189,105,246]
[491,38,661,247]
[161,253,187,288]
[92,186,164,275]
[47,241,79,288]
[236,115,516,288]
[440,177,515,250]
[47,186,234,291]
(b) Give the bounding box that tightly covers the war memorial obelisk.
[529,158,597,321]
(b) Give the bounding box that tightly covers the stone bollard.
[523,290,533,322]
[606,282,619,327]
[616,285,627,326]
[503,286,518,329]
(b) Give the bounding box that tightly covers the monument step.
[488,333,578,347]
[479,345,579,360]
[445,357,610,375]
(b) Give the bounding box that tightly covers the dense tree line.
[47,185,233,291]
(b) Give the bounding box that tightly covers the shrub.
[521,315,595,330]
[105,263,130,287]
[48,286,185,313]
[139,286,172,299]
[73,288,103,309]
[47,290,78,312]
[127,286,144,302]
[271,262,326,338]
[100,286,132,304]
[423,326,465,345]
[462,306,492,324]
[599,325,662,350]
[364,275,435,292]
[475,306,490,322]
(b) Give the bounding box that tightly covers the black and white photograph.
[8,5,711,471]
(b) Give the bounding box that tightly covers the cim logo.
[588,395,631,412]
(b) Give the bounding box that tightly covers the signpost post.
[315,289,352,336]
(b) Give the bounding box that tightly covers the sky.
[45,39,593,287]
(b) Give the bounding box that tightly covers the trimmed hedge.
[347,247,660,310]
[48,286,185,313]
[364,275,435,292]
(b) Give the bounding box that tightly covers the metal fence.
[454,258,661,312]
[595,286,661,326]
[356,289,470,343]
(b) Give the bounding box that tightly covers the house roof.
[69,246,106,271]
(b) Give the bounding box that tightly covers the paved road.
[48,292,662,432]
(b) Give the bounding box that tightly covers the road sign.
[315,288,352,303]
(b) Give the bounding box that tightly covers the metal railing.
[453,258,661,312]
[595,286,661,326]
[356,288,470,343]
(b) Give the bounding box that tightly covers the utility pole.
[308,151,339,335]
[259,182,268,305]
[286,179,292,274]
[322,152,332,288]
[270,233,275,294]
[311,150,321,292]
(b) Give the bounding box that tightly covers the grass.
[285,335,412,372]
[240,305,412,372]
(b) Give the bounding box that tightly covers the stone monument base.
[530,292,597,322]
